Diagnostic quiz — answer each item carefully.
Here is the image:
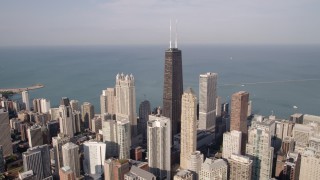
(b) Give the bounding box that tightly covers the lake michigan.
[0,44,319,119]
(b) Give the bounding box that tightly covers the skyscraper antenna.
[175,19,178,48]
[169,19,172,49]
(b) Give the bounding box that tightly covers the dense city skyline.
[1,1,320,179]
[1,0,320,46]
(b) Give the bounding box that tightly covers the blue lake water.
[0,44,319,119]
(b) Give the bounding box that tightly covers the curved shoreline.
[0,84,44,93]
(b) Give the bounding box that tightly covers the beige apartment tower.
[199,158,228,180]
[229,154,252,180]
[100,88,116,117]
[115,73,137,137]
[300,148,320,180]
[180,88,197,170]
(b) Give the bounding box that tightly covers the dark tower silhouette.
[162,47,183,136]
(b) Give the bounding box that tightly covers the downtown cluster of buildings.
[0,44,320,180]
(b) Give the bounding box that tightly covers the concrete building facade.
[198,72,217,131]
[27,125,43,148]
[22,145,51,180]
[199,158,228,180]
[83,141,106,175]
[147,115,171,180]
[228,154,252,180]
[115,73,137,137]
[246,127,274,180]
[230,91,249,154]
[222,130,241,159]
[62,142,80,178]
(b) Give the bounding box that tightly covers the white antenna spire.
[169,19,172,49]
[175,19,178,48]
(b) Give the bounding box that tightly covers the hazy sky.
[0,0,319,46]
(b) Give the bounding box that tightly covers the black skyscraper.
[162,47,183,136]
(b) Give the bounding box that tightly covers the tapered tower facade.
[162,44,183,136]
[115,73,137,137]
[180,88,197,169]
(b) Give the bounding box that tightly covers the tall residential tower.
[115,73,137,137]
[180,88,197,169]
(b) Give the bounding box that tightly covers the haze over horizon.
[1,0,320,47]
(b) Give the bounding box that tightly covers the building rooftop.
[201,158,227,171]
[128,166,155,179]
[19,170,35,178]
[175,169,193,178]
[304,114,320,124]
[230,154,252,164]
[62,142,78,149]
[294,124,314,132]
[61,166,72,172]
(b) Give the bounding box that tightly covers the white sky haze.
[0,0,319,46]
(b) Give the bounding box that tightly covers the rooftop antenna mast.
[175,19,178,48]
[169,19,172,49]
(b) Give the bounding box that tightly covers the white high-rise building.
[198,72,217,131]
[116,119,131,159]
[180,88,197,169]
[59,105,75,138]
[300,147,320,179]
[22,91,30,111]
[199,158,228,180]
[83,141,106,175]
[100,90,108,117]
[102,119,118,158]
[222,130,241,159]
[188,151,204,179]
[62,142,80,178]
[148,115,171,180]
[32,98,50,113]
[0,109,13,156]
[115,73,137,136]
[293,123,315,153]
[246,127,274,180]
[52,134,70,173]
[229,154,252,180]
[40,98,51,113]
[27,125,43,148]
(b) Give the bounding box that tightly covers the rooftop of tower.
[166,47,180,52]
[184,87,195,94]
